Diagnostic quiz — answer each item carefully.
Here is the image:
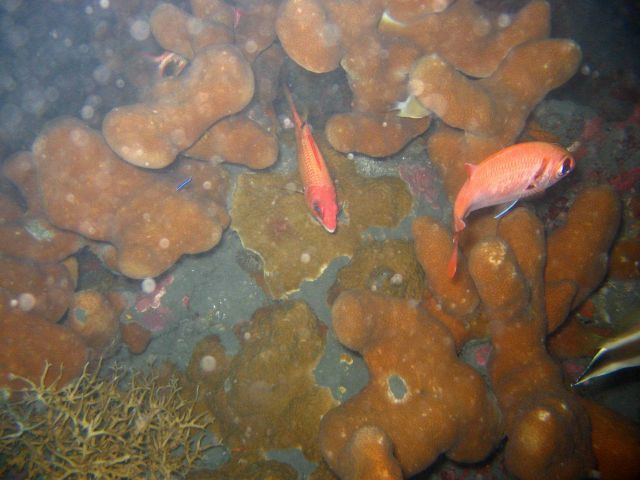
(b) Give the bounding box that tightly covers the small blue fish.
[176,176,192,191]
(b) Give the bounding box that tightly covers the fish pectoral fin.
[494,200,519,219]
[464,163,477,178]
[337,202,350,225]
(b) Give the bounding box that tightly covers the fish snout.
[315,201,338,233]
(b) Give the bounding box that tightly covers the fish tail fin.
[447,233,459,279]
[283,83,303,128]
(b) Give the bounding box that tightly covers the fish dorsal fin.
[283,83,303,128]
[464,163,477,178]
[494,200,518,219]
[299,104,310,126]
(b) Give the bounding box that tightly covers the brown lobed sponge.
[32,117,230,279]
[103,45,254,169]
[320,290,502,479]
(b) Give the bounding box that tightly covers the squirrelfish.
[448,142,575,278]
[284,85,338,233]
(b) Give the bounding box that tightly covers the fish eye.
[558,156,575,177]
[313,202,323,216]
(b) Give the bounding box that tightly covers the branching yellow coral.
[0,362,215,479]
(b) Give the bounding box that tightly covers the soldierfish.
[284,85,338,233]
[448,142,575,278]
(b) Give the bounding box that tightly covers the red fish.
[448,142,575,278]
[284,85,338,233]
[233,6,245,30]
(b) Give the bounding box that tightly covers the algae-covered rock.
[210,300,336,461]
[231,138,412,298]
[187,456,298,480]
[328,239,424,305]
[186,335,231,392]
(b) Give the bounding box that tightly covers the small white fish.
[392,95,431,119]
